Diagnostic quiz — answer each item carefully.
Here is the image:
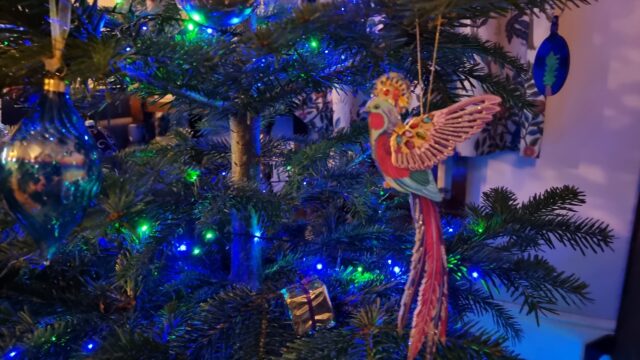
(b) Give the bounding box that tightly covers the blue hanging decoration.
[533,15,570,96]
[0,0,102,259]
[176,0,255,28]
[0,79,102,258]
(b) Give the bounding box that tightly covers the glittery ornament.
[176,0,255,28]
[281,277,334,336]
[0,78,102,257]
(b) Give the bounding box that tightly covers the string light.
[192,247,202,256]
[308,38,320,50]
[471,220,486,234]
[189,12,203,23]
[471,271,479,279]
[387,259,392,265]
[185,168,200,183]
[177,244,188,252]
[393,266,401,274]
[204,230,217,241]
[316,263,323,270]
[83,339,98,353]
[137,221,152,236]
[253,230,262,243]
[206,28,213,34]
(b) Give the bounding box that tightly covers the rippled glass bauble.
[0,81,102,257]
[176,0,255,28]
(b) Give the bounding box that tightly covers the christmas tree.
[0,0,613,359]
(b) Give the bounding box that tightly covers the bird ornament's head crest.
[366,73,411,138]
[372,72,411,113]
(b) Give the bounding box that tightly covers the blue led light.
[177,244,188,252]
[316,263,323,270]
[253,230,262,242]
[141,25,148,31]
[8,351,17,358]
[83,340,97,352]
[471,271,479,279]
[387,259,392,265]
[125,47,131,52]
[206,28,213,34]
[393,266,400,274]
[229,17,242,25]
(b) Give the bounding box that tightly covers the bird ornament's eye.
[373,104,381,110]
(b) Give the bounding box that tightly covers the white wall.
[467,1,640,323]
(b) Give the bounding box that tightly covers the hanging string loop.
[43,0,72,74]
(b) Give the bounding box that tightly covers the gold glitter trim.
[43,77,66,93]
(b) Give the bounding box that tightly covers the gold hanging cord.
[423,15,443,114]
[416,15,446,190]
[43,0,72,92]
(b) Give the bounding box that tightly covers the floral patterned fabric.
[293,12,549,159]
[456,12,548,158]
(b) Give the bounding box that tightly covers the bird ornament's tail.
[398,194,448,360]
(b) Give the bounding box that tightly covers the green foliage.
[0,122,614,358]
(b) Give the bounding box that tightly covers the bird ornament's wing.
[390,95,502,170]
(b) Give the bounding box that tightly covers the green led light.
[186,22,196,31]
[190,12,203,23]
[204,230,217,241]
[51,335,57,341]
[138,221,152,235]
[192,247,202,256]
[349,266,383,285]
[471,221,486,234]
[309,38,319,49]
[185,168,200,183]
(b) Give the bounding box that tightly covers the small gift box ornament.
[281,277,335,336]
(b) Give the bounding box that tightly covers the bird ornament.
[365,72,501,359]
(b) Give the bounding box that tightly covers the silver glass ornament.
[0,78,102,258]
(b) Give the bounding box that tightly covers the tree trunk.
[228,113,262,288]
